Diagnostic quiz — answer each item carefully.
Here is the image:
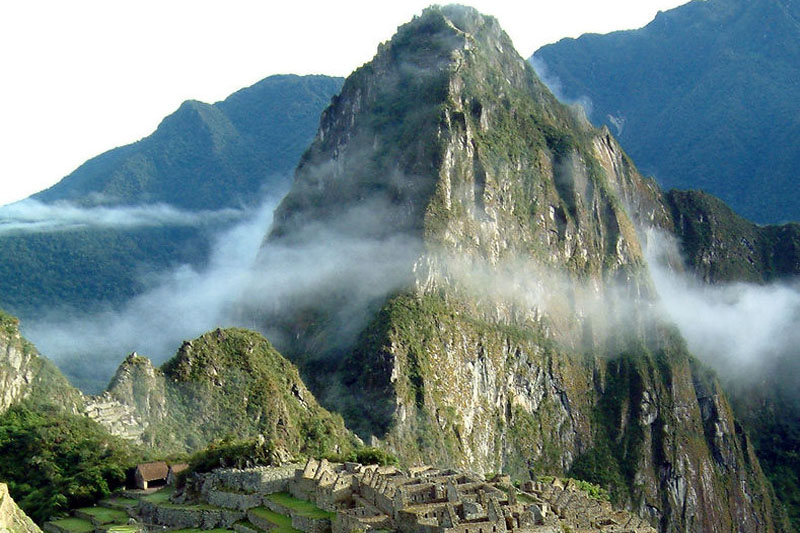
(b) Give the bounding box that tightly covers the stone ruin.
[278,458,656,533]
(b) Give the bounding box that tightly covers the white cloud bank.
[0,199,241,235]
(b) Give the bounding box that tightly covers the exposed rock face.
[89,352,169,444]
[0,311,82,414]
[0,483,41,533]
[254,6,782,532]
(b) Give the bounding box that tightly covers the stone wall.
[203,465,297,495]
[205,489,263,512]
[137,499,243,529]
[291,514,332,533]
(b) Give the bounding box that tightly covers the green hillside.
[533,0,800,224]
[0,75,343,318]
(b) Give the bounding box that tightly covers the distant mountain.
[0,75,343,317]
[532,0,800,224]
[34,74,344,209]
[247,6,783,531]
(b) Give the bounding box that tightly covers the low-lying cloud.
[0,199,241,235]
[19,185,799,397]
[530,56,594,123]
[22,195,277,392]
[21,189,423,392]
[644,229,800,380]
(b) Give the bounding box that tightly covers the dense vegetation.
[0,225,212,316]
[534,0,800,224]
[0,403,138,523]
[188,436,397,474]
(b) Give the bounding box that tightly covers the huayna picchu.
[246,5,785,532]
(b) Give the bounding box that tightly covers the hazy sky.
[0,0,690,206]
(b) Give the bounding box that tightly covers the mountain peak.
[268,3,560,246]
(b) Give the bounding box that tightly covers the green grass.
[517,492,536,504]
[172,527,231,533]
[76,506,129,524]
[234,519,261,531]
[101,496,138,508]
[104,526,140,533]
[140,487,174,504]
[49,517,95,533]
[265,492,335,520]
[169,529,232,533]
[140,487,220,511]
[250,507,302,533]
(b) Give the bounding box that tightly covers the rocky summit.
[249,6,783,532]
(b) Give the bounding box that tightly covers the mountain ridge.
[0,74,343,321]
[532,0,800,224]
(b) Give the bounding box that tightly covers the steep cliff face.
[0,310,82,414]
[83,353,167,443]
[0,483,41,533]
[255,6,781,532]
[645,189,800,529]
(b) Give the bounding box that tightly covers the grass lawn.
[104,526,140,533]
[265,492,335,520]
[517,492,536,504]
[102,496,139,508]
[140,487,220,511]
[77,506,129,524]
[250,507,301,533]
[50,517,94,533]
[141,487,174,504]
[170,527,231,533]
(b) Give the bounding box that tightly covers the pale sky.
[0,0,690,207]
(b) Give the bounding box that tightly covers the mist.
[644,229,800,381]
[21,187,425,393]
[21,195,278,392]
[0,198,241,235]
[530,56,594,123]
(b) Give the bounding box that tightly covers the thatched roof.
[136,461,169,481]
[169,463,189,475]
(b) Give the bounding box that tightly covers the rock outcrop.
[0,311,82,415]
[0,483,41,533]
[96,328,358,456]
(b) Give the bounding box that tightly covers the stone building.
[284,458,656,533]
